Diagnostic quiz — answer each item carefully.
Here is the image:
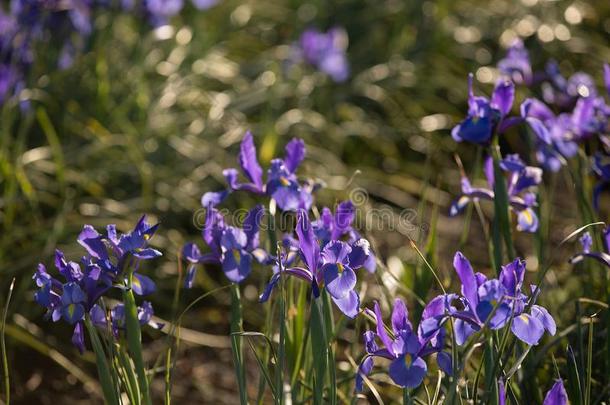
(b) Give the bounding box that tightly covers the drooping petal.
[222,249,252,283]
[388,354,427,389]
[184,265,198,289]
[243,205,263,250]
[132,273,157,296]
[498,379,506,405]
[531,305,556,335]
[454,318,477,346]
[72,322,85,354]
[543,380,568,405]
[332,289,360,318]
[62,303,85,324]
[511,313,544,346]
[451,115,493,144]
[238,131,264,190]
[89,304,107,328]
[355,356,374,392]
[323,263,356,299]
[516,207,539,233]
[437,352,452,375]
[182,242,202,263]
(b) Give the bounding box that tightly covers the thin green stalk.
[1,279,15,405]
[310,295,328,405]
[585,317,593,405]
[231,283,248,405]
[322,291,336,405]
[123,269,152,405]
[276,245,286,405]
[84,318,120,405]
[403,387,414,405]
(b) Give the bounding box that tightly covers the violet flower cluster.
[355,252,556,392]
[33,215,162,352]
[450,154,542,232]
[292,27,350,83]
[0,0,220,108]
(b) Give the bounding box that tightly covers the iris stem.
[403,387,413,405]
[1,279,15,405]
[231,283,248,405]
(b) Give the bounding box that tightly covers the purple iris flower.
[444,252,556,346]
[295,27,349,83]
[355,298,448,391]
[591,153,610,211]
[542,380,568,405]
[520,98,579,171]
[450,154,542,232]
[497,38,532,85]
[182,204,268,286]
[570,228,610,268]
[33,216,162,352]
[109,301,162,338]
[145,0,184,25]
[452,74,515,144]
[542,60,597,110]
[259,210,373,318]
[312,200,376,272]
[203,131,315,212]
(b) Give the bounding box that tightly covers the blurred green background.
[1,0,609,403]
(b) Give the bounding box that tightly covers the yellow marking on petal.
[233,249,242,262]
[133,277,141,289]
[522,210,533,224]
[144,234,151,240]
[337,263,344,273]
[68,304,75,318]
[404,353,413,367]
[519,314,529,324]
[279,176,291,186]
[458,196,469,207]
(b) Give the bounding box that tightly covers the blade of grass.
[1,279,15,405]
[123,269,152,405]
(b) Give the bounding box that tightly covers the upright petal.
[373,301,394,352]
[491,79,515,117]
[453,252,479,312]
[296,210,320,273]
[543,380,568,405]
[332,200,355,240]
[391,298,412,334]
[284,138,306,173]
[243,205,263,250]
[238,131,264,190]
[347,239,372,270]
[321,240,351,265]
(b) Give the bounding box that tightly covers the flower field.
[0,0,609,403]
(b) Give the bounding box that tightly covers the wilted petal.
[355,356,374,392]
